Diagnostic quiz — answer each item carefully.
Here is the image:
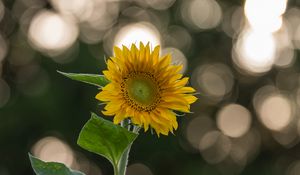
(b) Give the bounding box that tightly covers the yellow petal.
[113,46,123,59]
[179,87,196,93]
[151,45,160,65]
[113,109,127,124]
[160,101,190,113]
[184,95,197,104]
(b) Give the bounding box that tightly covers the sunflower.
[96,42,197,135]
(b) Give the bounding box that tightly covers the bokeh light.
[217,104,252,138]
[230,128,261,164]
[185,115,214,149]
[233,29,276,74]
[181,0,222,30]
[28,10,78,56]
[126,163,153,175]
[244,0,287,32]
[272,126,299,148]
[77,0,120,44]
[274,23,295,68]
[2,0,300,174]
[229,7,245,37]
[50,0,94,22]
[192,63,234,102]
[73,154,102,175]
[199,130,232,164]
[275,47,295,68]
[113,22,160,50]
[31,136,75,167]
[254,88,293,131]
[232,0,290,75]
[164,25,192,53]
[161,47,188,74]
[144,0,175,10]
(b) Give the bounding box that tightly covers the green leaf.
[57,71,110,87]
[28,153,85,175]
[77,113,138,167]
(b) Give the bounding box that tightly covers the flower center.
[121,72,161,112]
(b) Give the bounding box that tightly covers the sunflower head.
[96,42,197,136]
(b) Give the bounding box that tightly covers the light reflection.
[222,6,244,38]
[217,104,252,138]
[232,0,290,75]
[255,91,293,131]
[84,0,118,30]
[286,8,300,50]
[292,24,300,50]
[28,10,78,56]
[272,126,299,148]
[215,128,261,174]
[74,154,102,175]
[32,136,75,167]
[50,0,120,35]
[181,0,222,30]
[233,29,276,74]
[79,25,105,44]
[164,25,192,52]
[161,47,187,74]
[126,163,153,175]
[74,0,119,44]
[192,63,234,102]
[230,128,261,164]
[244,0,287,32]
[50,0,94,22]
[231,7,245,37]
[79,0,119,44]
[274,22,295,68]
[185,115,214,149]
[275,47,295,68]
[113,22,160,50]
[145,0,175,10]
[199,130,232,164]
[228,143,247,170]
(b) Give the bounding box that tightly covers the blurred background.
[2,0,300,174]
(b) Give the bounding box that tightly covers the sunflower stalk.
[115,120,140,175]
[117,145,131,175]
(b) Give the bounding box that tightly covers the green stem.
[114,163,119,175]
[114,124,140,175]
[117,144,132,175]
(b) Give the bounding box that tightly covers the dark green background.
[1,0,300,175]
